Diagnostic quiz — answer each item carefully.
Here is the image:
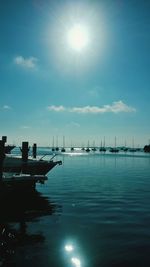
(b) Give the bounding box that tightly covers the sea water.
[0,151,150,267]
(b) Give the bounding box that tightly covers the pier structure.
[0,137,48,191]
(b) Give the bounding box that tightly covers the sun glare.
[67,24,89,52]
[47,2,106,72]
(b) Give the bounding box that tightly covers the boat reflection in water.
[0,189,61,266]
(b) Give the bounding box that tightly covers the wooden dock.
[0,174,48,191]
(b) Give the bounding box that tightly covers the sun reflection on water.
[64,242,82,267]
[65,244,74,252]
[71,257,81,267]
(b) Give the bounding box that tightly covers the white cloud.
[47,105,66,112]
[47,101,136,114]
[70,106,100,114]
[14,56,38,69]
[20,126,30,129]
[3,105,11,110]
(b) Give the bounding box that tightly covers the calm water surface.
[0,152,150,266]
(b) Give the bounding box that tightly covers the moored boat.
[85,140,90,152]
[109,147,119,153]
[61,136,66,152]
[4,145,16,154]
[3,155,62,175]
[99,137,106,152]
[109,137,119,153]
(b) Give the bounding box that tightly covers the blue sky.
[0,0,150,147]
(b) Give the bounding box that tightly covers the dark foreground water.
[0,152,150,267]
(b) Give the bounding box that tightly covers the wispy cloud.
[14,56,38,69]
[47,105,66,112]
[70,121,80,127]
[88,89,99,97]
[2,105,11,110]
[88,85,103,97]
[47,101,136,114]
[20,126,30,129]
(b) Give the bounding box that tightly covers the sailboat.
[85,140,90,152]
[81,142,85,151]
[55,136,59,151]
[122,140,128,152]
[129,138,137,152]
[61,136,66,152]
[70,140,74,151]
[51,136,55,152]
[109,137,119,153]
[91,141,97,152]
[99,137,106,152]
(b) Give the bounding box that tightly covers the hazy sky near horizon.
[0,0,150,146]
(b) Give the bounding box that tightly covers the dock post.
[0,140,5,180]
[2,136,7,144]
[21,142,29,162]
[32,143,37,158]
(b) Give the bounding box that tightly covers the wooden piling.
[32,143,37,158]
[0,140,5,180]
[21,142,29,162]
[2,136,7,144]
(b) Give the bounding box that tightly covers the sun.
[67,24,89,52]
